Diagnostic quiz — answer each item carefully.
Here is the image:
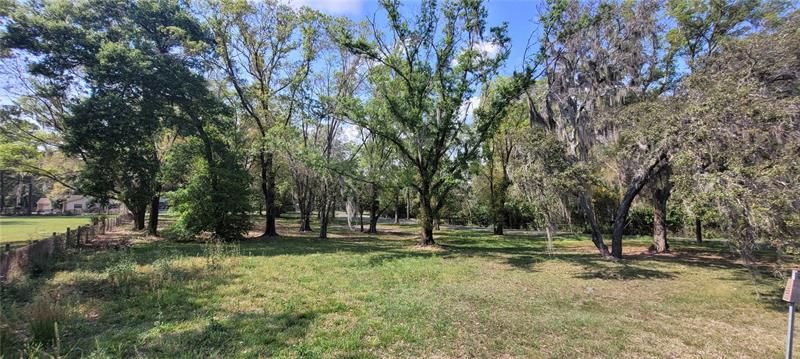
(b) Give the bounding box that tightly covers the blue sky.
[292,0,545,74]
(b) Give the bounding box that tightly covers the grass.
[0,217,794,358]
[0,216,93,246]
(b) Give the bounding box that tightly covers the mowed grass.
[0,216,92,245]
[1,218,794,358]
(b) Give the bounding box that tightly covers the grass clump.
[105,254,137,289]
[26,296,64,347]
[151,252,184,286]
[203,240,240,270]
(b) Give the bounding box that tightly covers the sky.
[290,0,545,74]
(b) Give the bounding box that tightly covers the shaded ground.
[1,215,795,358]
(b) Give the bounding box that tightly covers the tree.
[338,0,530,245]
[479,81,527,235]
[537,0,674,258]
[357,127,401,234]
[0,41,82,211]
[163,124,253,241]
[653,0,783,251]
[2,0,216,231]
[207,0,315,237]
[672,13,800,260]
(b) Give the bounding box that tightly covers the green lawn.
[1,219,793,358]
[0,216,93,245]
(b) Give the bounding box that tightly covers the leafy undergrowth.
[0,220,793,358]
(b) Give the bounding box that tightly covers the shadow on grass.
[148,310,319,357]
[506,255,539,272]
[574,263,676,280]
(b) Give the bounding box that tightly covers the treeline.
[0,0,797,259]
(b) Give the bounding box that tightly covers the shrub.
[626,205,688,236]
[163,139,253,242]
[626,206,654,235]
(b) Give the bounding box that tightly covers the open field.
[1,217,793,358]
[0,216,93,246]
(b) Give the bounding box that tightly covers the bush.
[166,143,253,241]
[625,204,687,236]
[469,204,492,227]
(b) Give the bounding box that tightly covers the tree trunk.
[405,188,410,219]
[319,188,330,240]
[578,188,609,257]
[260,150,278,237]
[15,173,21,213]
[359,207,364,232]
[367,184,379,234]
[368,214,379,234]
[394,191,400,224]
[652,190,668,252]
[418,191,435,245]
[297,175,314,232]
[421,225,434,245]
[299,211,312,232]
[610,193,634,258]
[611,153,670,258]
[133,207,146,230]
[27,175,34,214]
[695,217,702,243]
[651,172,672,253]
[491,175,510,235]
[1,170,5,212]
[319,178,338,240]
[493,223,504,235]
[147,194,159,236]
[319,210,329,239]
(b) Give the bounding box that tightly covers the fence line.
[0,215,131,283]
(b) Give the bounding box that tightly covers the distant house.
[35,195,127,215]
[63,195,90,214]
[36,198,53,213]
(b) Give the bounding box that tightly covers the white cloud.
[288,0,366,15]
[472,41,502,58]
[451,41,503,67]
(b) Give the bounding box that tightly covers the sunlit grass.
[0,216,93,246]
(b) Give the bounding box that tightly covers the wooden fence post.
[66,227,71,247]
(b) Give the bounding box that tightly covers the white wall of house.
[64,195,90,213]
